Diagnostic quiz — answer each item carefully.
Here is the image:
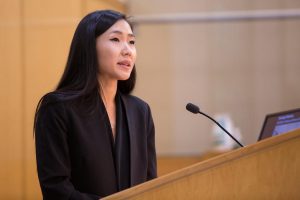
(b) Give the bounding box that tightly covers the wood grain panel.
[0,0,23,199]
[23,0,81,20]
[83,0,126,15]
[103,130,300,199]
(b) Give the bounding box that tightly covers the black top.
[35,92,157,199]
[113,92,131,191]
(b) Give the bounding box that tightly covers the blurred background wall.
[1,0,300,199]
[130,0,300,155]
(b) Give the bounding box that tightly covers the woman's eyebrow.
[110,30,135,37]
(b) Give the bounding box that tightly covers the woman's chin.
[118,76,130,81]
[117,72,131,81]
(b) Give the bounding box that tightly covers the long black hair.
[34,10,136,131]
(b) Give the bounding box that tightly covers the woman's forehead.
[105,20,134,36]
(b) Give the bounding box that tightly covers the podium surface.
[103,129,300,199]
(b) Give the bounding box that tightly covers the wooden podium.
[103,129,300,199]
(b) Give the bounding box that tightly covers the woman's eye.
[129,40,135,45]
[110,38,119,42]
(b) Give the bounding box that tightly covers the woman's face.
[96,19,136,82]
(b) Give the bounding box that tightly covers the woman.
[34,10,157,199]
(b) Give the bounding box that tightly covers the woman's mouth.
[117,60,131,68]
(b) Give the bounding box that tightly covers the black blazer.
[35,93,157,199]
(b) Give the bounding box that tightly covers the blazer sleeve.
[146,104,157,180]
[35,101,100,200]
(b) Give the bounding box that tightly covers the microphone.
[186,103,244,147]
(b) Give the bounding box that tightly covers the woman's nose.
[121,43,132,56]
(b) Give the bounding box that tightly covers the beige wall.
[128,0,300,155]
[0,0,125,199]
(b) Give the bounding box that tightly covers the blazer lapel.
[120,94,139,186]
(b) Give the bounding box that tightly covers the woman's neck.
[98,76,118,140]
[99,77,118,105]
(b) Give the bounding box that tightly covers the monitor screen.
[258,108,300,141]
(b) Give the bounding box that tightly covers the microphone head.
[186,103,200,114]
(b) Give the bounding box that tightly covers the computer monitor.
[258,108,300,141]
